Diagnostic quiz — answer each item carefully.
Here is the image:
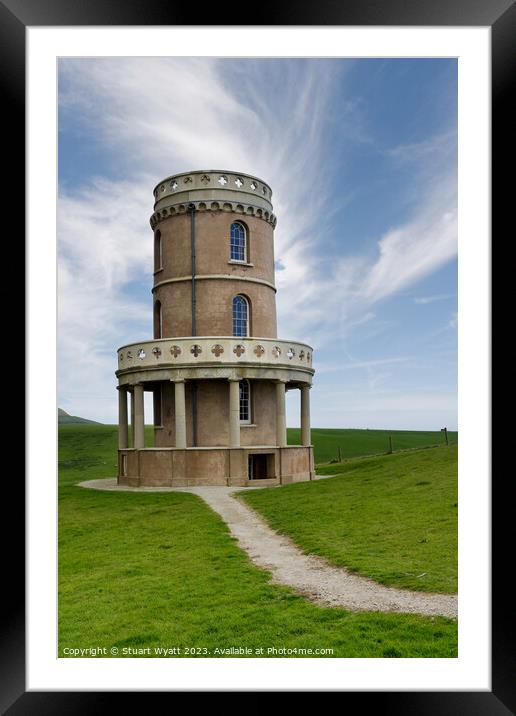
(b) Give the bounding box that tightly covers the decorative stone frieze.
[117,337,313,374]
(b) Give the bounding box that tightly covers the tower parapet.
[150,170,276,230]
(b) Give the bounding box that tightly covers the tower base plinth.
[117,445,314,488]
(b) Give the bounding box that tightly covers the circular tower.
[115,170,315,487]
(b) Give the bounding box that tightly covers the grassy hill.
[288,427,457,464]
[241,445,458,594]
[58,424,457,657]
[58,408,101,425]
[58,422,456,459]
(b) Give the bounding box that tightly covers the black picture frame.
[4,0,505,710]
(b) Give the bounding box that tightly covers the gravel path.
[79,478,458,618]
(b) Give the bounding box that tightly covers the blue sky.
[58,57,457,430]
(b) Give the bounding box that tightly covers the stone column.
[130,389,135,447]
[133,383,145,449]
[117,386,128,449]
[174,379,187,449]
[301,385,311,446]
[229,379,240,448]
[276,380,287,447]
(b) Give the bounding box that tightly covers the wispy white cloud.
[414,293,456,304]
[385,130,456,166]
[360,177,457,304]
[58,177,154,421]
[316,355,412,374]
[276,167,457,348]
[58,58,347,420]
[58,58,457,425]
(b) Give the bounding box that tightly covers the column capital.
[171,378,186,384]
[227,377,241,383]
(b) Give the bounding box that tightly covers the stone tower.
[116,170,314,486]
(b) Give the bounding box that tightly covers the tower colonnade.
[117,376,311,452]
[116,170,314,487]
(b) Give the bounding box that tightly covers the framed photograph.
[5,0,505,708]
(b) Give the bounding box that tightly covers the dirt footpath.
[79,479,458,618]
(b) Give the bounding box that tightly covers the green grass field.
[241,446,458,594]
[289,427,457,464]
[58,424,457,658]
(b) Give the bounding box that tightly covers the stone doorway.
[248,453,270,480]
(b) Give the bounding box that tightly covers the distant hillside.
[58,408,101,425]
[288,427,458,464]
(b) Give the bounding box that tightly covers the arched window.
[232,295,249,337]
[239,379,251,423]
[154,230,162,272]
[230,222,246,262]
[154,300,162,339]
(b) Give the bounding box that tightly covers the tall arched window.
[230,222,246,262]
[154,230,162,272]
[154,300,162,339]
[239,379,251,423]
[232,295,249,337]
